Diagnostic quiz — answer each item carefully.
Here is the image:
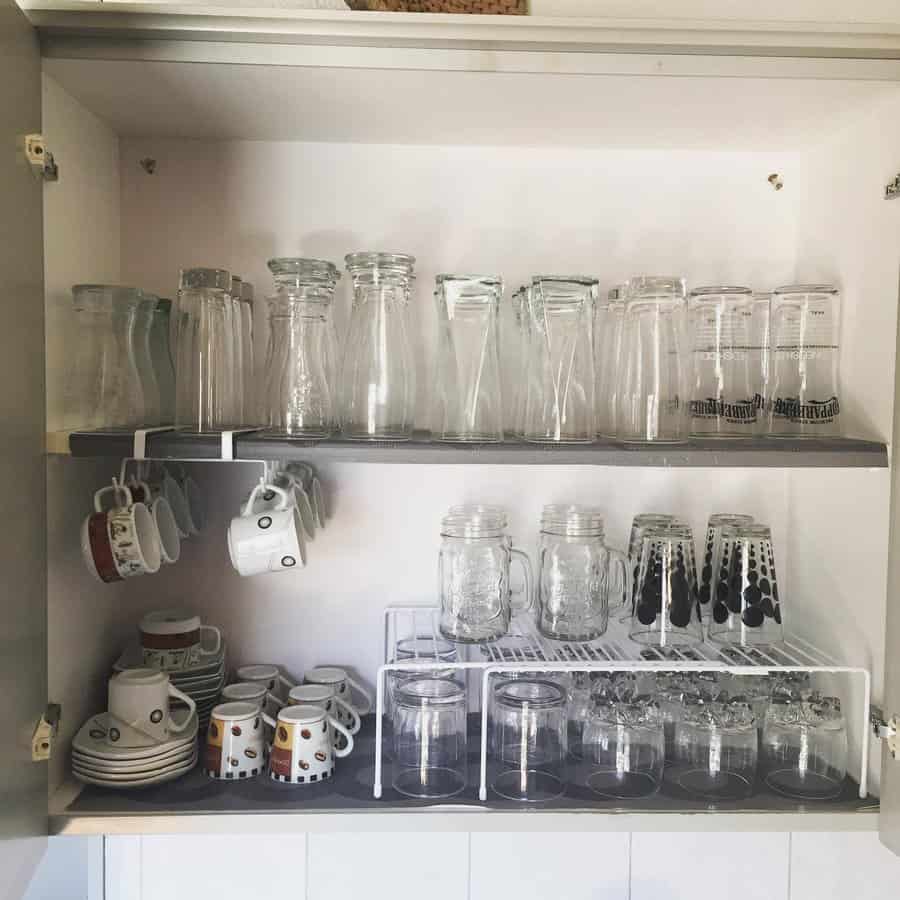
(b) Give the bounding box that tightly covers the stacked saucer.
[72,706,198,788]
[115,629,226,732]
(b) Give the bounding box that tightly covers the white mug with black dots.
[264,704,353,785]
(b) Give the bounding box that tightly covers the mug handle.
[278,673,297,693]
[327,714,354,758]
[261,710,278,729]
[346,676,372,716]
[126,477,152,504]
[94,481,133,513]
[199,625,222,657]
[242,481,290,517]
[334,695,361,735]
[266,691,286,710]
[166,684,198,732]
[510,548,534,613]
[607,547,632,613]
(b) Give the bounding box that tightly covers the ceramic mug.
[127,478,180,565]
[264,704,353,785]
[221,682,284,710]
[286,462,326,529]
[204,702,266,780]
[235,664,296,701]
[228,482,306,577]
[108,668,197,742]
[139,609,222,671]
[153,467,197,538]
[287,684,361,749]
[82,482,161,583]
[304,666,372,726]
[270,471,316,541]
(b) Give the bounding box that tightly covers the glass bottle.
[433,274,504,442]
[149,299,176,424]
[769,284,842,436]
[65,284,142,430]
[175,267,231,433]
[340,252,416,440]
[264,257,339,438]
[240,282,256,425]
[229,275,244,426]
[133,292,161,425]
[595,284,625,438]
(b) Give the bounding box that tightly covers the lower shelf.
[52,717,878,835]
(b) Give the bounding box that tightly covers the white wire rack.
[375,605,872,802]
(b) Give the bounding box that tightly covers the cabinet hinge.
[886,174,900,200]
[872,705,899,758]
[32,704,61,762]
[24,134,58,182]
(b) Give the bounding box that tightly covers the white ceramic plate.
[73,754,197,788]
[170,667,226,690]
[72,708,197,761]
[73,744,196,776]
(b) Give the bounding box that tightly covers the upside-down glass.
[175,268,231,432]
[434,275,504,442]
[240,282,256,423]
[616,513,677,623]
[630,525,703,648]
[750,292,771,434]
[595,284,626,438]
[489,679,567,801]
[762,692,847,799]
[697,513,754,610]
[438,512,533,643]
[769,284,842,436]
[524,276,596,442]
[229,275,244,426]
[708,523,783,645]
[388,637,460,718]
[149,298,176,424]
[340,252,416,440]
[509,285,531,438]
[264,258,340,438]
[687,286,758,436]
[537,505,629,641]
[65,284,142,430]
[580,695,665,799]
[133,292,161,425]
[617,276,688,442]
[392,677,468,799]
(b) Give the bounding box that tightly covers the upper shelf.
[58,429,889,468]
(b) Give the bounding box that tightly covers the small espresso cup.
[228,482,306,577]
[204,702,266,780]
[304,666,372,727]
[287,684,361,749]
[82,481,161,583]
[139,609,222,671]
[264,704,352,785]
[108,668,197,742]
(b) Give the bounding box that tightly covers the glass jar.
[133,292,160,425]
[617,276,688,442]
[489,679,567,802]
[524,276,597,442]
[687,286,758,436]
[433,274,504,442]
[537,505,628,641]
[149,299,176,424]
[762,692,847,800]
[240,282,256,423]
[174,267,231,433]
[769,284,842,436]
[263,257,340,437]
[340,252,416,440]
[392,677,467,799]
[595,284,626,438]
[65,284,142,430]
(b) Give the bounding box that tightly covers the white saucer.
[73,753,197,788]
[73,743,196,773]
[170,666,226,690]
[73,708,197,761]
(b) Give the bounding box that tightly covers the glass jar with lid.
[263,258,340,437]
[340,252,416,440]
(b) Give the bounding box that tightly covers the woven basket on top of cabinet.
[346,0,526,13]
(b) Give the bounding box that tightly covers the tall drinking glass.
[595,284,626,438]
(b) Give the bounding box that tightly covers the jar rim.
[268,257,341,282]
[627,276,687,300]
[179,268,231,291]
[345,251,416,272]
[773,283,838,295]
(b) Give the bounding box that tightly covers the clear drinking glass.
[629,525,703,648]
[388,637,460,717]
[229,275,244,426]
[240,282,256,424]
[656,672,726,765]
[750,292,771,434]
[580,695,665,799]
[434,274,504,442]
[616,513,677,623]
[392,677,467,799]
[489,679,567,801]
[595,284,626,438]
[508,285,531,438]
[340,252,416,440]
[263,257,339,437]
[438,512,533,643]
[175,267,231,432]
[697,513,754,611]
[133,292,161,425]
[769,284,842,436]
[687,286,758,436]
[537,505,629,641]
[708,523,783,645]
[149,298,176,424]
[65,284,142,430]
[523,276,596,443]
[762,692,847,799]
[617,276,688,442]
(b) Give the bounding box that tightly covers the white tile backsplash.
[630,832,790,900]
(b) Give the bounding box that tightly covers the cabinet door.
[0,0,48,895]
